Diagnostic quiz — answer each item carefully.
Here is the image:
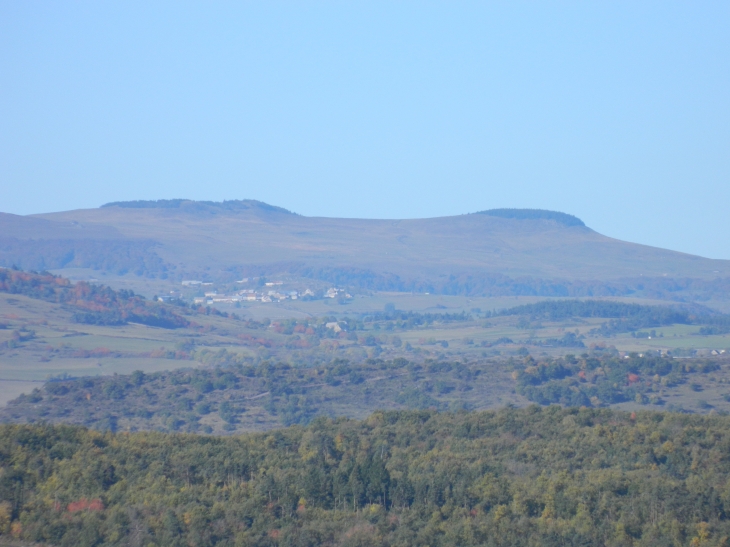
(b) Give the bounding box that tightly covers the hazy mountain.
[1,200,729,299]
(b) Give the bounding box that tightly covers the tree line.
[494,299,730,336]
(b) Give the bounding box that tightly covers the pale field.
[0,293,209,402]
[2,288,730,406]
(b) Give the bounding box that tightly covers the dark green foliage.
[6,353,728,439]
[194,402,211,415]
[700,326,730,335]
[5,409,730,546]
[520,382,593,407]
[130,370,145,386]
[498,299,693,322]
[395,387,445,410]
[359,309,472,325]
[71,310,125,326]
[532,332,585,348]
[218,401,237,424]
[698,315,730,335]
[0,237,170,276]
[279,394,317,426]
[0,357,459,432]
[496,299,730,336]
[513,354,720,407]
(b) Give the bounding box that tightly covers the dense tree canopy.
[3,408,730,546]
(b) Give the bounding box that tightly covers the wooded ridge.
[1,408,730,546]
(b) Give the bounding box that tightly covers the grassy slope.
[2,289,729,380]
[24,204,730,282]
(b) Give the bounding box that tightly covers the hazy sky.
[1,2,729,259]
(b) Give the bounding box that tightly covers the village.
[157,279,353,305]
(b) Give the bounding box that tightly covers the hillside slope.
[1,200,728,298]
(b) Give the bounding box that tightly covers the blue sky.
[1,2,729,258]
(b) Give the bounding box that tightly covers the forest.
[512,353,721,408]
[493,299,702,322]
[493,299,719,337]
[0,238,170,277]
[2,408,730,546]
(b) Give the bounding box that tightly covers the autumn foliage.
[0,267,188,328]
[66,498,104,513]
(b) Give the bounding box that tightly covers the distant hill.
[477,208,585,227]
[101,198,296,215]
[1,200,729,300]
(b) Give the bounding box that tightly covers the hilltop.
[100,198,296,215]
[476,207,586,226]
[1,200,729,302]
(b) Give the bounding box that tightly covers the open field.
[3,285,730,409]
[44,268,730,315]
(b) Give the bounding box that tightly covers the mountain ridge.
[101,198,297,216]
[0,200,728,301]
[476,208,586,227]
